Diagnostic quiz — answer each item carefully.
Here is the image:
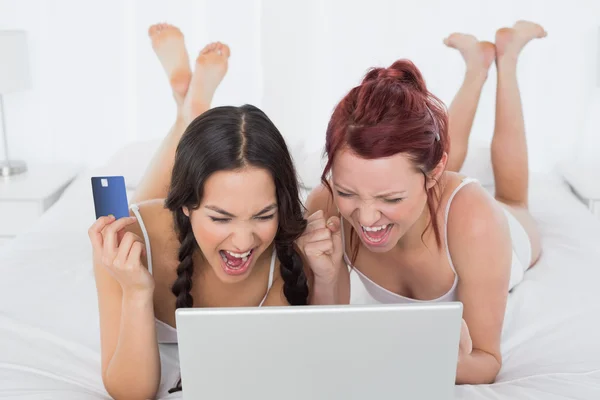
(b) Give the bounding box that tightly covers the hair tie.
[425,106,441,142]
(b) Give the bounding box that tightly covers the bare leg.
[493,20,547,266]
[183,42,230,121]
[444,34,496,172]
[492,21,546,207]
[148,23,192,108]
[132,28,230,204]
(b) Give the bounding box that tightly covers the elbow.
[103,371,159,400]
[456,352,502,385]
[484,354,502,384]
[478,363,501,385]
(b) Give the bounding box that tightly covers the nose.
[231,226,255,252]
[358,203,382,227]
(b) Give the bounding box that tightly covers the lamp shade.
[0,30,31,94]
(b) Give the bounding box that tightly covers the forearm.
[309,269,350,305]
[104,291,161,400]
[456,349,501,385]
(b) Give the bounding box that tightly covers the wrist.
[313,259,346,285]
[309,280,337,305]
[122,286,154,305]
[311,268,349,305]
[313,272,340,287]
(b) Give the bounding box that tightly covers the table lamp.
[0,30,31,177]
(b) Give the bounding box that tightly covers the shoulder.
[129,199,172,236]
[443,175,511,272]
[305,183,337,219]
[127,199,179,270]
[444,176,506,235]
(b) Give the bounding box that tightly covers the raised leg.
[148,23,192,108]
[492,21,546,207]
[492,20,547,266]
[132,26,230,204]
[443,33,496,172]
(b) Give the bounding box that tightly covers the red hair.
[321,59,450,259]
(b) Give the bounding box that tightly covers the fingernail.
[108,214,115,220]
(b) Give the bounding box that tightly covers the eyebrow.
[204,203,277,218]
[334,184,407,198]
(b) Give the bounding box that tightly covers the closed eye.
[210,215,275,223]
[384,198,405,204]
[256,214,276,221]
[336,191,353,198]
[210,217,231,223]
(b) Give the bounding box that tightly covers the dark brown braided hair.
[164,105,309,393]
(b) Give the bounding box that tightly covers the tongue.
[223,251,244,267]
[365,226,388,239]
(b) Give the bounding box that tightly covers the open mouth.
[360,224,393,247]
[219,248,255,276]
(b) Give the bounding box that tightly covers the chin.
[360,238,397,253]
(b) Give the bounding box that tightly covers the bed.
[1,142,599,399]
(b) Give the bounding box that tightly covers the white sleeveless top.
[130,203,277,344]
[343,177,532,305]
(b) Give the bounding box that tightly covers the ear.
[426,152,448,189]
[182,206,190,217]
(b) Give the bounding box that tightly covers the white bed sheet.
[1,166,599,400]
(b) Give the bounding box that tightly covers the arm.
[131,117,190,204]
[302,185,350,305]
[309,269,349,305]
[300,243,349,305]
[100,283,161,400]
[90,216,161,400]
[447,186,513,384]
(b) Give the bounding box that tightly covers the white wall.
[0,0,599,175]
[0,0,130,166]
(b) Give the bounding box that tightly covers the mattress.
[1,164,599,399]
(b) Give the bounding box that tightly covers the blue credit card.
[91,176,130,220]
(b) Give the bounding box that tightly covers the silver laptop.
[175,303,462,400]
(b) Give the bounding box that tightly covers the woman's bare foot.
[148,23,192,104]
[444,33,496,78]
[495,20,547,61]
[183,42,230,121]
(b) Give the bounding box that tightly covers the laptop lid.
[176,302,462,400]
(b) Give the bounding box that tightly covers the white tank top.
[130,203,277,344]
[342,177,532,305]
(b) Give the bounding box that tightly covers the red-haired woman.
[298,21,547,384]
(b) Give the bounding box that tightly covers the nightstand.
[0,163,81,246]
[561,162,600,219]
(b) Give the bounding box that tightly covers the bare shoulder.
[444,174,506,232]
[305,183,337,219]
[127,199,179,271]
[126,199,169,238]
[443,173,510,268]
